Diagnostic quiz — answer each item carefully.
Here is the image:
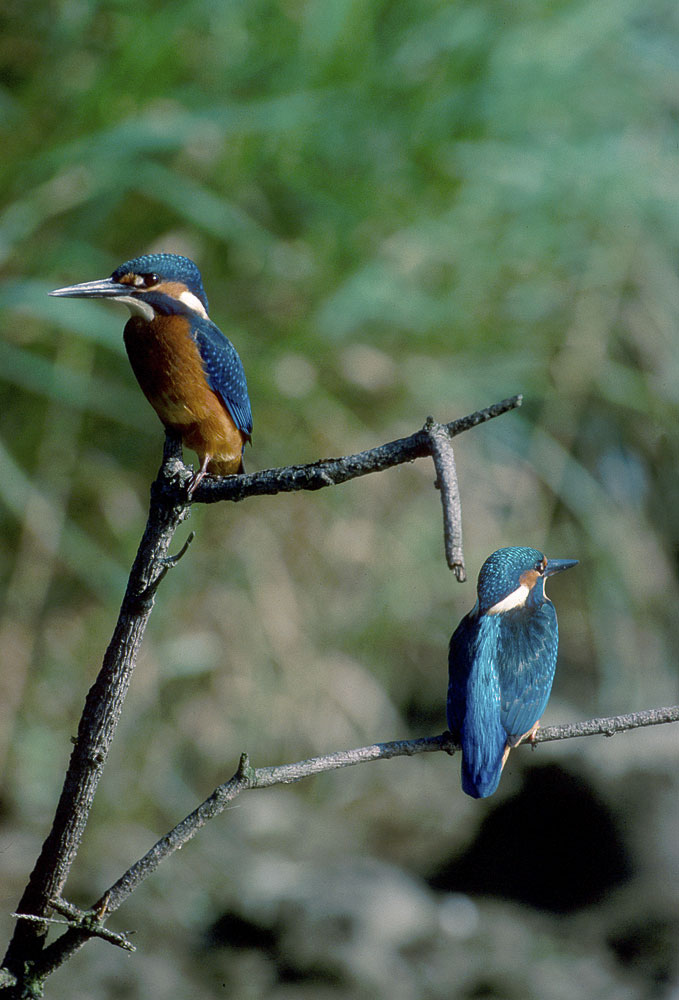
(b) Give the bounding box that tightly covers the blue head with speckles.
[111,253,209,312]
[476,546,547,612]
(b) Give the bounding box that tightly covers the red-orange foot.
[187,454,210,498]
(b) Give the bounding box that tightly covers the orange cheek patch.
[519,568,540,590]
[156,281,185,297]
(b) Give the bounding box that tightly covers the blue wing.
[447,613,478,738]
[191,316,253,438]
[496,602,559,744]
[448,612,507,798]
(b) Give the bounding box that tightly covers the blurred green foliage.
[1,0,678,997]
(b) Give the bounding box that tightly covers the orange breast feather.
[124,315,245,475]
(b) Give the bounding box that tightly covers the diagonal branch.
[1,434,192,989]
[33,705,679,979]
[192,394,523,503]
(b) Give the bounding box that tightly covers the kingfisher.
[50,253,252,494]
[447,546,577,799]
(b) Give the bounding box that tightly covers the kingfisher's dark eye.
[140,272,160,287]
[536,557,547,573]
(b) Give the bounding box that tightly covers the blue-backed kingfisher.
[447,546,577,799]
[50,253,252,493]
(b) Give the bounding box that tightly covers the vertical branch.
[2,434,190,990]
[425,417,466,582]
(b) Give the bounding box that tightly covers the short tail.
[460,725,508,799]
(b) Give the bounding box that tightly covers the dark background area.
[0,1,678,996]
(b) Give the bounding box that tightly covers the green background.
[1,1,678,996]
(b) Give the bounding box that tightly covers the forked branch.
[0,395,521,996]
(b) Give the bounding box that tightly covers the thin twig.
[10,913,134,954]
[424,417,465,580]
[162,531,195,568]
[49,898,134,952]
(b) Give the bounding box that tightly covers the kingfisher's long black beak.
[545,558,578,577]
[49,277,131,300]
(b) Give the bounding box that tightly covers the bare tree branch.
[1,396,520,996]
[1,432,192,991]
[191,394,523,503]
[31,705,679,979]
[10,387,670,993]
[530,704,679,741]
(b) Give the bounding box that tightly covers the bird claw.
[527,722,540,750]
[186,472,203,498]
[187,456,210,497]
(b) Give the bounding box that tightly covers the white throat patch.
[117,296,155,321]
[487,584,530,614]
[179,290,208,318]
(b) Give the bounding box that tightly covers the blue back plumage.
[191,315,253,438]
[447,546,570,799]
[448,614,507,798]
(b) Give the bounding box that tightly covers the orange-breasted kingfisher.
[50,253,252,493]
[447,546,577,799]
